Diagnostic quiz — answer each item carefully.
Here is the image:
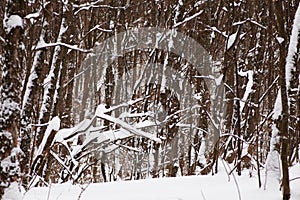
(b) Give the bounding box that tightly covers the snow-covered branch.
[173,10,203,28]
[35,41,91,53]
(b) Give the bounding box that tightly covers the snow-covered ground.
[22,162,300,200]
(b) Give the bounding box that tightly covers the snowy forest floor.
[22,161,300,200]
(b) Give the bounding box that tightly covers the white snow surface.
[3,182,24,200]
[23,162,300,200]
[4,15,23,34]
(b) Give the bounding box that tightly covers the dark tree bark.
[273,1,290,199]
[0,0,25,197]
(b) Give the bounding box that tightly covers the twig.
[201,189,207,200]
[77,183,91,200]
[290,177,300,182]
[258,75,279,103]
[223,159,242,200]
[46,181,51,200]
[221,159,230,182]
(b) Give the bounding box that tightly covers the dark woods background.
[0,1,299,200]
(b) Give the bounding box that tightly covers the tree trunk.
[273,1,290,199]
[0,0,25,197]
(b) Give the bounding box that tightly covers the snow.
[3,182,23,200]
[22,20,48,117]
[238,70,254,112]
[264,124,281,189]
[215,74,223,86]
[25,12,40,19]
[119,111,151,119]
[0,99,19,121]
[74,1,126,15]
[135,120,156,128]
[107,128,132,140]
[39,26,64,121]
[35,41,90,52]
[23,162,300,200]
[227,32,238,50]
[276,37,284,44]
[25,12,40,24]
[270,124,280,152]
[160,54,169,93]
[289,164,300,199]
[249,19,266,29]
[96,111,161,142]
[95,104,107,115]
[54,119,91,142]
[265,150,281,183]
[0,154,15,176]
[34,116,60,159]
[285,2,300,89]
[197,138,206,165]
[127,97,144,105]
[95,104,161,142]
[48,116,61,131]
[209,26,228,38]
[21,66,38,113]
[272,90,282,120]
[82,130,108,147]
[81,128,126,148]
[89,24,113,33]
[232,20,247,26]
[173,10,203,28]
[4,15,23,34]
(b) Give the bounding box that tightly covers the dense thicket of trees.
[0,1,299,200]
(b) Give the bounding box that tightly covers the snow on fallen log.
[95,104,161,142]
